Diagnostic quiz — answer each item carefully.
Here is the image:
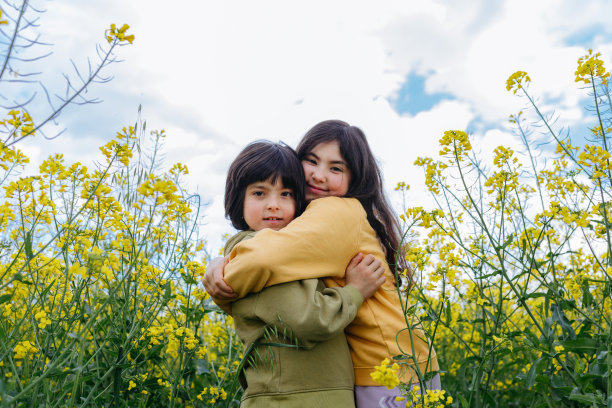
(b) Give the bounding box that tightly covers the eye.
[252,190,264,197]
[281,190,294,197]
[303,158,317,165]
[331,166,344,173]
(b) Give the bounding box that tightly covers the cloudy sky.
[7,0,612,251]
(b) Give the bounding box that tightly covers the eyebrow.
[307,152,347,166]
[246,183,269,190]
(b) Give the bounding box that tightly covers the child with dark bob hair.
[220,140,384,407]
[224,141,306,231]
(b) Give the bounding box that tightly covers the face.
[243,177,296,231]
[301,140,351,201]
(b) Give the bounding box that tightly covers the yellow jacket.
[222,197,439,385]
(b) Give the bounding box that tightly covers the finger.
[348,253,364,269]
[363,254,376,266]
[217,290,237,300]
[370,259,382,271]
[209,285,237,300]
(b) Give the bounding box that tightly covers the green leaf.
[561,338,597,353]
[163,282,172,303]
[0,293,12,304]
[459,395,469,408]
[569,393,599,404]
[500,234,514,249]
[12,273,32,285]
[581,279,594,307]
[526,357,546,388]
[551,303,576,340]
[521,292,548,300]
[24,230,34,260]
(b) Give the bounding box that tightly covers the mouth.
[263,217,283,221]
[307,184,327,194]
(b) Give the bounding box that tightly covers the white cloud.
[11,0,612,250]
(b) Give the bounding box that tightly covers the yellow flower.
[395,181,409,191]
[0,9,8,25]
[370,358,400,389]
[506,71,531,94]
[35,309,52,329]
[439,130,472,160]
[14,340,39,359]
[107,23,135,44]
[1,110,36,138]
[575,49,610,86]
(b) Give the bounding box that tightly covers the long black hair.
[296,120,406,280]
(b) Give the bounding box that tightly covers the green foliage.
[1,3,242,405]
[0,121,243,407]
[399,50,612,407]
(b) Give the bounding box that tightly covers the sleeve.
[223,197,364,300]
[253,280,363,349]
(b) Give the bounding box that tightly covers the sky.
[5,0,612,252]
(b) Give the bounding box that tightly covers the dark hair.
[225,141,306,231]
[296,120,406,281]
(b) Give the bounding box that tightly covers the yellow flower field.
[1,1,610,406]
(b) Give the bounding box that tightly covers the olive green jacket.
[225,231,362,407]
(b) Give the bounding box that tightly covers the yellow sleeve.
[223,197,364,299]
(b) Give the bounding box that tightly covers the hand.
[202,256,237,300]
[345,253,385,299]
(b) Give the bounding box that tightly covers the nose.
[311,166,325,182]
[266,196,280,210]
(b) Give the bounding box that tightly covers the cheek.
[285,201,296,218]
[243,197,259,217]
[343,175,351,192]
[332,175,348,191]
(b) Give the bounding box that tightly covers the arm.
[223,197,364,299]
[258,253,384,345]
[251,279,363,348]
[202,255,236,305]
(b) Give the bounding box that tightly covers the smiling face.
[243,177,296,231]
[301,140,351,202]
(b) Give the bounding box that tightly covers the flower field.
[0,123,244,406]
[1,2,611,407]
[395,50,611,407]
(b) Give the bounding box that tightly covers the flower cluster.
[406,387,453,408]
[0,109,35,139]
[106,23,135,44]
[370,358,401,389]
[438,130,472,160]
[575,49,610,86]
[506,70,531,94]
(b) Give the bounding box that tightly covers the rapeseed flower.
[575,49,610,86]
[370,358,401,389]
[106,23,135,44]
[506,71,531,94]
